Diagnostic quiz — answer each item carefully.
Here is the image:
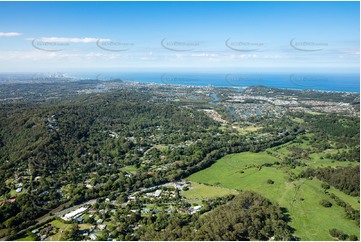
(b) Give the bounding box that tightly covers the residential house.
[98,224,107,231]
[89,234,98,241]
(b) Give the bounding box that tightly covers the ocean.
[65,72,360,93]
[0,72,360,93]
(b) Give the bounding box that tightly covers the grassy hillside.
[187,152,360,240]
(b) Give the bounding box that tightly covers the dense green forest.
[300,166,360,197]
[0,84,359,240]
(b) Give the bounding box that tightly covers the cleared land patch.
[181,182,239,201]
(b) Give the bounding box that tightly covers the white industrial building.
[63,207,88,221]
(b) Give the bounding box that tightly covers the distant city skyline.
[0,1,359,73]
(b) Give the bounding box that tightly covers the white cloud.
[0,32,22,37]
[26,37,111,43]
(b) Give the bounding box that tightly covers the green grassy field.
[306,152,355,168]
[327,186,360,210]
[235,125,262,134]
[188,155,287,203]
[288,179,359,240]
[121,165,138,173]
[181,182,239,201]
[17,234,37,241]
[49,219,71,230]
[79,223,93,230]
[186,151,360,240]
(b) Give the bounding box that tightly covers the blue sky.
[0,1,359,73]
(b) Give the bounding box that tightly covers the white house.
[98,224,107,231]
